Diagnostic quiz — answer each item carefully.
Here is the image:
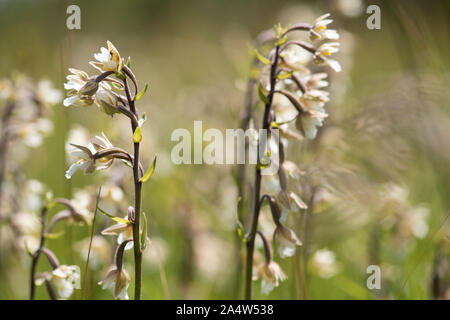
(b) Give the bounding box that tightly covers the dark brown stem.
[123,76,143,300]
[47,210,71,233]
[40,247,60,269]
[95,71,114,83]
[29,206,48,300]
[256,231,272,263]
[115,239,133,270]
[45,279,58,300]
[281,24,312,37]
[244,43,281,300]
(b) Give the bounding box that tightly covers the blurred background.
[0,0,449,299]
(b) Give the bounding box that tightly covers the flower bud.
[78,80,99,96]
[127,206,135,223]
[95,88,118,116]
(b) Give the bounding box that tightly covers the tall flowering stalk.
[64,41,155,300]
[240,14,341,299]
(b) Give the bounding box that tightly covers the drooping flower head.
[64,68,119,115]
[256,261,287,294]
[98,266,130,300]
[65,133,115,179]
[63,68,96,108]
[273,224,302,258]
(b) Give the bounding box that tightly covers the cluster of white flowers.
[63,40,154,300]
[63,41,122,116]
[380,182,430,241]
[0,76,61,149]
[249,14,341,295]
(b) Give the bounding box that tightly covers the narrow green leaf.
[276,35,288,46]
[139,156,157,183]
[235,198,246,243]
[254,49,271,65]
[111,82,124,90]
[25,240,34,257]
[258,82,269,105]
[277,70,293,80]
[82,186,101,300]
[270,116,297,128]
[126,56,131,67]
[98,207,131,224]
[134,83,148,101]
[141,212,148,250]
[120,159,132,168]
[133,127,142,143]
[44,231,65,240]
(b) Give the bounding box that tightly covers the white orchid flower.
[309,13,340,42]
[296,109,328,140]
[313,42,341,72]
[101,216,134,250]
[273,224,302,258]
[255,261,287,294]
[65,133,115,179]
[90,41,122,72]
[98,266,130,300]
[51,265,81,299]
[63,68,96,107]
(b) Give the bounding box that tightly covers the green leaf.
[276,35,288,46]
[256,154,272,169]
[139,156,157,183]
[277,70,293,80]
[254,49,271,65]
[270,116,297,128]
[133,127,142,143]
[111,82,124,90]
[98,207,131,224]
[45,231,65,240]
[134,83,148,101]
[141,212,148,250]
[258,82,269,105]
[235,198,247,243]
[126,56,131,67]
[25,240,35,257]
[120,159,132,168]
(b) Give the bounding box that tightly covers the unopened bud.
[127,206,135,223]
[79,80,99,96]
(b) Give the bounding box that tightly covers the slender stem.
[81,186,102,300]
[29,206,48,300]
[244,44,281,299]
[44,279,57,300]
[235,30,275,299]
[123,77,143,300]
